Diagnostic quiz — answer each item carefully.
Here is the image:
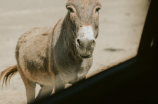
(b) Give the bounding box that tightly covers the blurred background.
[0,0,150,104]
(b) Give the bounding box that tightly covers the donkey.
[0,0,101,103]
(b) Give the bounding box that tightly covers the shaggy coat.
[0,0,101,103]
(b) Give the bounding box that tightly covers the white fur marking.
[78,26,94,40]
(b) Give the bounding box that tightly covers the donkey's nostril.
[77,39,81,46]
[91,39,96,47]
[91,40,96,44]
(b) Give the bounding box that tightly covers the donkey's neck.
[52,14,82,69]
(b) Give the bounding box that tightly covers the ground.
[0,0,150,104]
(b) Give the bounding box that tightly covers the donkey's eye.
[95,8,100,14]
[67,7,74,13]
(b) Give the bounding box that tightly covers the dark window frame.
[34,0,158,103]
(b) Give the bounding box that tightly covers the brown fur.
[0,65,18,87]
[0,0,101,104]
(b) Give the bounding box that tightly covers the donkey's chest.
[58,58,92,84]
[57,66,78,84]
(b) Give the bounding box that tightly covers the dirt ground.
[0,0,150,104]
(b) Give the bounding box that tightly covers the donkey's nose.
[77,39,82,46]
[77,38,96,48]
[77,25,96,58]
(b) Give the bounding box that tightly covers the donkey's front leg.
[55,76,65,93]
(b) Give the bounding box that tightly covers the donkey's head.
[66,0,101,59]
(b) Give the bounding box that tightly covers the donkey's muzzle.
[76,25,96,58]
[77,38,96,58]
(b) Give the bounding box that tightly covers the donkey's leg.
[25,81,36,104]
[36,85,53,100]
[18,66,36,104]
[55,76,65,93]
